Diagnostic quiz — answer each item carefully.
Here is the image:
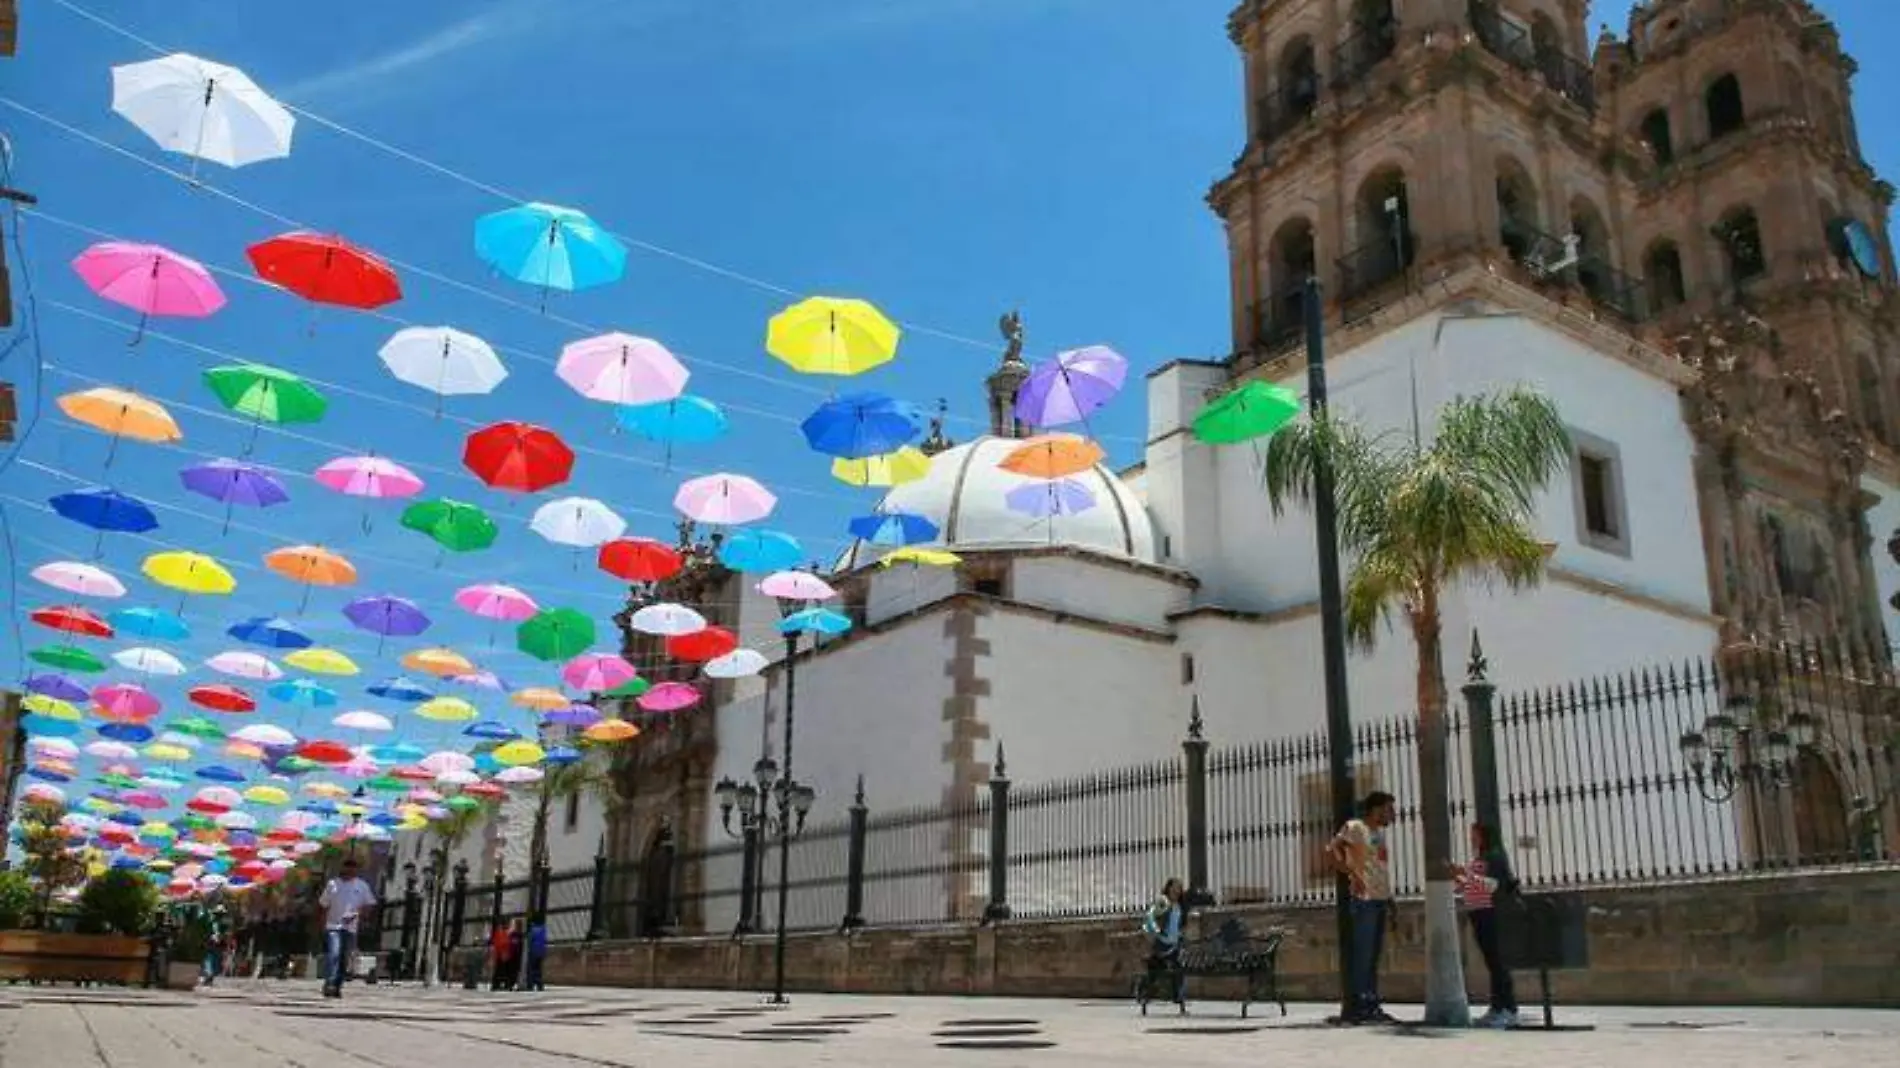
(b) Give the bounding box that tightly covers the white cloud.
[276,4,533,105]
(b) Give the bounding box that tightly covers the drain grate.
[935,1017,1054,1051]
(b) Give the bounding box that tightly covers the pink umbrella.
[557,332,689,406]
[562,653,636,692]
[92,682,161,720]
[315,454,424,498]
[337,756,381,779]
[121,790,168,810]
[31,561,128,599]
[757,570,836,601]
[85,740,140,761]
[637,681,700,713]
[71,241,226,344]
[453,582,539,622]
[673,473,776,525]
[205,650,284,681]
[332,710,393,732]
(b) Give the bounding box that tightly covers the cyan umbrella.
[847,511,939,547]
[110,606,190,641]
[474,201,626,299]
[778,607,853,638]
[616,395,727,444]
[799,392,923,459]
[268,679,339,708]
[717,529,803,573]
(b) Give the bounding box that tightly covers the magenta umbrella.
[673,473,776,526]
[562,653,637,692]
[453,583,538,622]
[315,455,424,533]
[92,682,161,720]
[557,333,689,406]
[71,241,226,345]
[637,681,700,714]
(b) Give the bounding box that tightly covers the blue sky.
[0,1,1896,791]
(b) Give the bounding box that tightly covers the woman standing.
[489,920,516,992]
[1453,823,1520,1029]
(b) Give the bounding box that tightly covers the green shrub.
[0,870,35,930]
[166,918,207,964]
[74,869,158,936]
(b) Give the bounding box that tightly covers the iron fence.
[1467,1,1596,115]
[1330,18,1398,91]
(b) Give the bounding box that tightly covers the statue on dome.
[999,309,1025,365]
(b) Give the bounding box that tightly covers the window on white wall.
[1571,429,1631,557]
[1180,653,1196,685]
[564,790,581,833]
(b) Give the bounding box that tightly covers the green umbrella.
[178,813,216,831]
[445,795,482,812]
[364,775,407,794]
[603,677,650,699]
[97,773,140,790]
[29,644,107,672]
[400,498,499,553]
[276,755,322,774]
[203,363,329,425]
[1191,380,1302,445]
[516,607,596,662]
[168,716,228,740]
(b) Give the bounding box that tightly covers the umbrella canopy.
[1191,380,1303,444]
[205,650,282,681]
[31,561,127,600]
[557,333,688,406]
[561,653,637,692]
[1013,345,1128,429]
[517,608,596,662]
[780,607,854,637]
[665,628,738,663]
[1004,478,1098,518]
[474,202,627,293]
[756,571,837,601]
[877,546,963,568]
[401,648,476,678]
[110,606,189,641]
[232,724,296,747]
[112,647,187,677]
[616,394,727,444]
[263,545,358,589]
[674,473,776,526]
[49,487,159,533]
[245,232,400,310]
[414,697,477,723]
[226,616,312,650]
[283,648,359,676]
[30,604,114,639]
[91,683,160,720]
[542,705,601,729]
[333,710,393,733]
[530,497,625,548]
[378,327,507,400]
[243,784,291,805]
[799,392,923,459]
[189,685,256,714]
[597,537,683,584]
[716,529,803,574]
[314,455,425,499]
[766,296,901,376]
[511,688,569,712]
[490,740,546,767]
[705,648,771,680]
[583,719,641,744]
[462,720,520,741]
[58,388,183,444]
[463,422,574,494]
[831,447,931,488]
[28,645,107,672]
[636,682,701,714]
[71,241,226,319]
[180,459,290,510]
[202,364,329,425]
[493,765,546,784]
[110,52,294,168]
[998,434,1106,480]
[344,595,432,638]
[268,679,339,708]
[25,673,89,700]
[847,511,940,547]
[141,552,237,595]
[399,499,498,553]
[628,602,705,637]
[368,677,434,703]
[453,583,539,622]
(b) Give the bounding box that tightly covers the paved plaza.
[1,981,1895,1068]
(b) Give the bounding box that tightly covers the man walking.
[319,858,377,1000]
[523,917,548,992]
[1330,791,1397,1024]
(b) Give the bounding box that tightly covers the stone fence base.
[542,868,1900,1007]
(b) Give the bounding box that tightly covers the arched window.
[1351,0,1398,69]
[1716,206,1767,284]
[1644,240,1687,311]
[1495,157,1540,260]
[1707,73,1746,140]
[1347,167,1413,295]
[1639,108,1674,165]
[1570,197,1613,304]
[1531,13,1561,73]
[1268,218,1317,343]
[1280,38,1320,118]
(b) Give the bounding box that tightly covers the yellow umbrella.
[583,718,640,743]
[23,694,83,720]
[510,687,569,712]
[765,296,901,376]
[879,546,963,568]
[303,781,350,799]
[832,446,932,488]
[142,551,237,595]
[414,696,476,722]
[225,741,266,760]
[284,647,359,676]
[491,740,545,766]
[242,784,290,805]
[57,387,183,443]
[81,797,121,814]
[402,647,477,678]
[148,858,175,872]
[143,742,192,762]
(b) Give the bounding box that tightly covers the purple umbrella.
[179,459,290,534]
[542,703,602,728]
[343,594,430,654]
[1013,345,1127,429]
[1005,478,1097,519]
[26,672,89,702]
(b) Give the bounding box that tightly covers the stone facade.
[544,867,1900,1007]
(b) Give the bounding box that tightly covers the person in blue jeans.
[523,918,548,992]
[318,858,377,999]
[1139,877,1187,1010]
[1330,791,1397,1025]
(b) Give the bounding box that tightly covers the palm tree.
[525,749,621,874]
[1263,386,1569,1027]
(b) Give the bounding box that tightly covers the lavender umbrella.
[1013,345,1127,429]
[26,673,89,702]
[343,594,430,654]
[543,704,602,728]
[1005,478,1098,518]
[179,458,290,534]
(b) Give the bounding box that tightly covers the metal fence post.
[533,859,552,921]
[400,871,421,978]
[736,823,760,935]
[489,868,506,940]
[841,775,868,932]
[1462,630,1503,835]
[982,743,1012,925]
[1181,695,1215,908]
[586,841,609,941]
[449,862,469,950]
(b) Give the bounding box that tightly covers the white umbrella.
[85,740,140,761]
[556,332,689,405]
[205,650,283,681]
[493,766,543,785]
[704,648,769,679]
[332,710,393,733]
[419,751,474,775]
[113,646,187,676]
[434,769,479,787]
[378,327,507,407]
[29,737,80,760]
[110,53,295,171]
[629,602,705,637]
[233,723,298,747]
[530,496,626,548]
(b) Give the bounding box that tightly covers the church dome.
[835,436,1158,570]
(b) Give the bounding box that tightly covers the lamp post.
[1677,693,1812,803]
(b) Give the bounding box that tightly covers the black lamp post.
[1678,693,1813,803]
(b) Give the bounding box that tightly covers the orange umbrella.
[583,718,640,743]
[57,387,182,467]
[402,647,477,678]
[264,545,357,612]
[510,687,569,711]
[998,434,1105,479]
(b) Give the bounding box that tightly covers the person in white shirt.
[318,858,377,999]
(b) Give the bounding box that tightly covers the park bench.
[1134,916,1286,1019]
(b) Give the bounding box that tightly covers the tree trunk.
[529,792,553,881]
[1411,597,1470,1027]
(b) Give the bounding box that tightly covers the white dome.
[836,436,1157,569]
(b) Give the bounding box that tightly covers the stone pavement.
[2,980,1895,1068]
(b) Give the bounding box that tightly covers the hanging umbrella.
[463,421,574,494]
[636,682,700,714]
[263,545,358,611]
[542,705,601,729]
[23,696,82,722]
[268,679,339,708]
[597,537,683,584]
[232,723,296,747]
[202,363,328,426]
[530,497,625,549]
[1191,380,1303,444]
[296,740,354,765]
[665,628,737,664]
[84,740,140,761]
[401,648,476,678]
[800,392,923,459]
[180,459,290,531]
[57,388,182,465]
[674,473,776,525]
[70,242,226,342]
[49,487,159,535]
[343,595,431,641]
[399,499,498,554]
[603,676,648,699]
[561,653,637,692]
[98,723,155,743]
[832,447,931,488]
[490,740,546,767]
[28,645,107,673]
[462,720,520,741]
[583,718,641,743]
[283,648,359,676]
[557,332,687,405]
[242,784,291,806]
[453,583,539,622]
[414,698,476,723]
[91,683,160,721]
[878,546,963,568]
[332,710,393,733]
[1005,478,1098,518]
[378,326,508,410]
[110,53,294,170]
[1013,345,1128,429]
[193,761,244,779]
[616,395,728,461]
[998,434,1105,479]
[204,651,282,681]
[245,232,400,310]
[367,677,433,703]
[757,571,837,602]
[314,455,424,499]
[112,647,186,677]
[628,602,705,637]
[226,616,313,650]
[30,604,114,639]
[473,202,627,297]
[847,511,940,546]
[717,529,803,574]
[517,608,596,662]
[31,562,127,600]
[26,673,90,701]
[111,606,190,641]
[766,296,901,376]
[510,688,569,712]
[493,765,546,785]
[779,607,854,637]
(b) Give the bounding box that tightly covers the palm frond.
[1341,544,1415,649]
[1428,388,1571,514]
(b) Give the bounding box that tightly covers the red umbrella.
[597,537,684,583]
[391,765,436,782]
[666,626,738,663]
[30,604,114,639]
[188,684,256,714]
[245,232,402,310]
[464,421,575,493]
[296,739,354,765]
[462,781,506,800]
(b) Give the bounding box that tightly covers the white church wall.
[1144,361,1227,576]
[1862,473,1900,650]
[860,562,960,625]
[1009,555,1187,631]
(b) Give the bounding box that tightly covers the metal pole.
[1463,631,1502,834]
[982,744,1012,924]
[1304,275,1358,1022]
[1182,696,1214,908]
[770,632,798,1004]
[737,824,759,935]
[841,776,868,932]
[586,843,609,941]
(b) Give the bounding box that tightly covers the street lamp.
[1679,693,1805,803]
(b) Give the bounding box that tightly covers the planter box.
[164,960,201,991]
[0,930,150,985]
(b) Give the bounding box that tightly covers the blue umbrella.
[717,529,804,573]
[544,746,584,766]
[463,720,521,741]
[99,722,155,743]
[474,201,627,296]
[269,679,339,708]
[27,766,72,782]
[25,673,89,702]
[21,715,79,738]
[110,854,144,870]
[799,392,923,459]
[193,766,247,783]
[367,812,403,828]
[847,511,940,547]
[110,606,190,641]
[297,800,339,817]
[367,677,433,703]
[105,811,144,828]
[50,487,158,533]
[473,753,503,776]
[616,395,728,445]
[228,616,313,650]
[778,607,853,638]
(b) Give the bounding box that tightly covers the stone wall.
[544,868,1900,1007]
